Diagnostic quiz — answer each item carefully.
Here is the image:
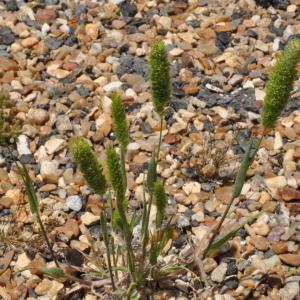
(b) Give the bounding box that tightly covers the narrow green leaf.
[38,267,65,278]
[206,212,262,257]
[18,161,38,214]
[232,138,254,199]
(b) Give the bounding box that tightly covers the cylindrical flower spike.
[149,40,171,116]
[153,181,166,229]
[111,92,129,150]
[70,137,107,195]
[262,39,300,128]
[105,144,125,201]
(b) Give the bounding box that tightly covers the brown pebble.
[279,254,300,267]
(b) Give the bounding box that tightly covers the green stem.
[8,147,59,266]
[36,213,60,267]
[203,132,264,258]
[100,212,115,290]
[142,116,164,258]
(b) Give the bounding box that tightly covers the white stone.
[211,262,227,282]
[66,195,82,212]
[45,138,66,155]
[283,25,294,40]
[40,160,60,184]
[274,131,283,150]
[103,81,123,93]
[169,48,183,57]
[280,282,300,300]
[212,106,228,119]
[265,176,287,198]
[17,135,31,155]
[272,37,281,52]
[80,212,99,226]
[182,181,201,195]
[255,89,265,101]
[158,16,172,30]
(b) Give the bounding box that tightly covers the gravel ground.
[0,0,300,299]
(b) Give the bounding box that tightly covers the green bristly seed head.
[153,181,166,229]
[149,40,171,116]
[70,137,107,195]
[111,92,129,149]
[262,39,300,128]
[105,144,125,201]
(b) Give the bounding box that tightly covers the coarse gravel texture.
[0,0,300,299]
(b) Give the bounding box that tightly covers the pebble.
[211,262,227,283]
[27,109,49,125]
[182,182,201,195]
[80,212,99,226]
[40,160,60,184]
[279,254,300,267]
[21,37,39,48]
[66,195,83,212]
[44,138,66,155]
[103,81,123,93]
[265,176,287,198]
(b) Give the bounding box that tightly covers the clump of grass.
[203,38,300,257]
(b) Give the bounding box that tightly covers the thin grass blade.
[205,212,262,257]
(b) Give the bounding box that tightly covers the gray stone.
[66,195,82,212]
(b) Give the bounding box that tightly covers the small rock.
[271,242,288,254]
[250,235,269,251]
[27,108,49,125]
[265,176,287,198]
[211,262,227,283]
[279,254,300,267]
[169,48,183,57]
[278,186,300,201]
[158,16,172,30]
[279,282,300,300]
[80,212,99,226]
[45,138,66,155]
[215,186,233,204]
[66,195,82,212]
[103,81,123,93]
[14,253,31,271]
[182,182,201,195]
[40,160,60,184]
[35,279,52,295]
[36,9,57,24]
[85,24,99,40]
[17,135,31,155]
[21,37,38,48]
[0,26,15,45]
[203,257,217,273]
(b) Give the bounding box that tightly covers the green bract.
[111,92,129,149]
[262,39,300,128]
[70,136,107,195]
[149,40,171,116]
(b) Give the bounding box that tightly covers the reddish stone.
[62,62,78,71]
[278,186,300,201]
[183,85,199,95]
[164,133,181,144]
[36,9,57,24]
